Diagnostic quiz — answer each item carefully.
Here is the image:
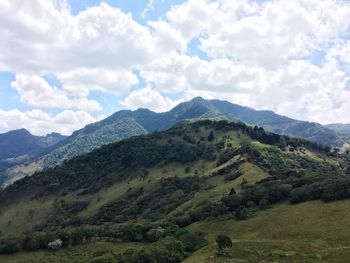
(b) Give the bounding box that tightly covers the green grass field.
[185,200,350,262]
[3,200,350,262]
[0,241,146,263]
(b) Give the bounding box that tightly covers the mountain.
[209,99,344,146]
[1,120,350,262]
[0,129,66,175]
[2,97,348,186]
[2,118,147,186]
[326,123,350,135]
[0,129,64,160]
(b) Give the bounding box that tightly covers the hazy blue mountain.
[326,123,350,135]
[209,99,343,146]
[0,129,66,172]
[2,118,147,186]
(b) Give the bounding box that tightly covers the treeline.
[0,222,206,261]
[173,175,350,228]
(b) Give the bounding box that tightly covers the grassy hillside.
[3,201,350,263]
[186,200,350,263]
[0,120,349,262]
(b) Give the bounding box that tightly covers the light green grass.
[0,196,55,238]
[185,200,350,262]
[172,162,269,214]
[0,241,145,263]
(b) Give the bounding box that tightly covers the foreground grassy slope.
[1,120,350,262]
[186,200,350,263]
[0,242,146,263]
[3,201,350,262]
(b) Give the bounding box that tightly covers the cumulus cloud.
[0,1,156,73]
[0,108,103,135]
[57,68,139,97]
[121,87,181,112]
[10,74,101,112]
[166,0,350,68]
[0,0,158,106]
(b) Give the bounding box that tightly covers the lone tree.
[208,131,215,141]
[216,234,232,255]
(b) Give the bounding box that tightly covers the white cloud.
[10,74,101,112]
[142,0,164,17]
[0,108,103,135]
[148,20,187,54]
[121,87,180,112]
[0,1,156,73]
[57,68,139,97]
[166,0,350,68]
[0,0,160,104]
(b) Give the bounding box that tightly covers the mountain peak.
[169,96,213,118]
[189,96,206,102]
[3,128,31,137]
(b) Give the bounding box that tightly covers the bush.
[216,234,232,254]
[179,232,207,252]
[0,239,21,254]
[116,237,186,263]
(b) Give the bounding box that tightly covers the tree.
[216,234,232,254]
[208,131,214,142]
[229,188,236,195]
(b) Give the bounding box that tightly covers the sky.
[1,0,350,135]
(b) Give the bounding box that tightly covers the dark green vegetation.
[1,120,350,262]
[3,97,349,187]
[216,234,232,254]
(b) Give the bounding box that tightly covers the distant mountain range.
[1,97,349,186]
[0,129,66,184]
[326,123,350,135]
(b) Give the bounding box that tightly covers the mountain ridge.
[1,97,349,187]
[0,129,66,175]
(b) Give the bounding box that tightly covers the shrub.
[179,232,207,252]
[216,234,232,254]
